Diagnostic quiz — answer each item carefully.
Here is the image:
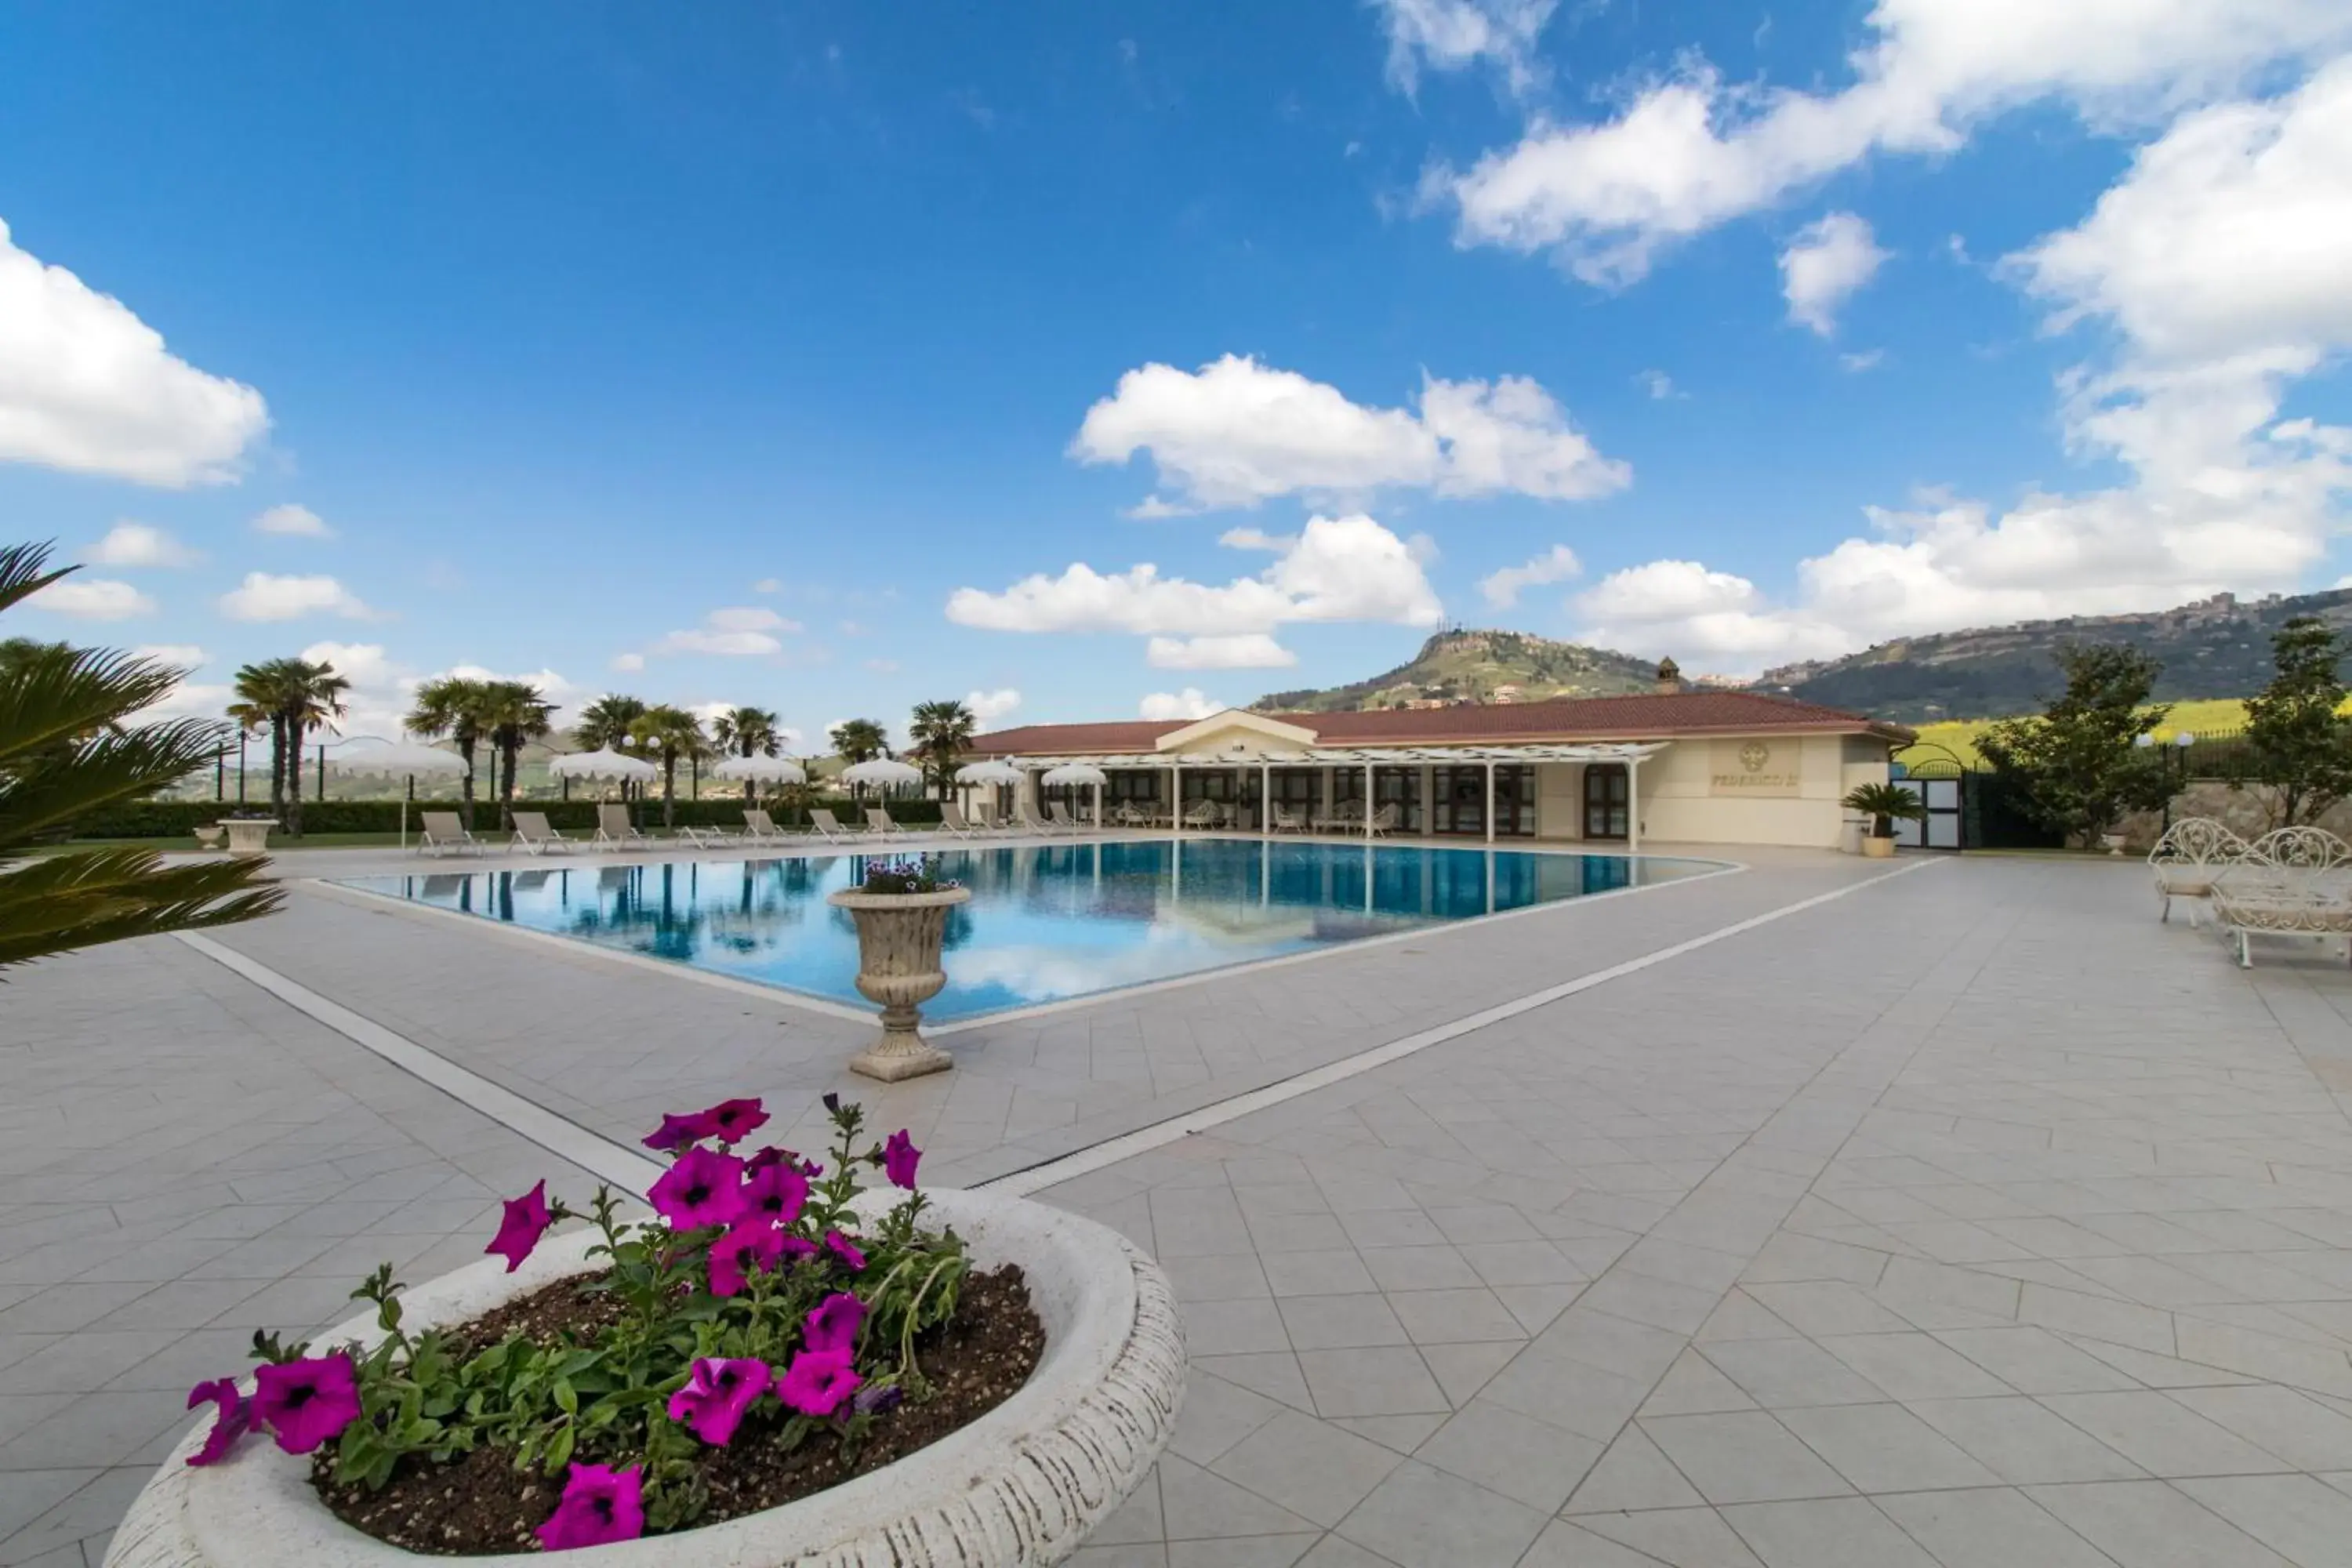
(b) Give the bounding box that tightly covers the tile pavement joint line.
[173,931,668,1200]
[978,857,1944,1197]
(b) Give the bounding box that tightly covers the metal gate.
[1892,771,1963,851]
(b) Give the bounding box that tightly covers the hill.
[1254,630,1661,713]
[1764,587,2352,723]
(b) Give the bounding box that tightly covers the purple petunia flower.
[485,1180,554,1273]
[666,1357,772,1447]
[823,1229,866,1271]
[697,1097,770,1145]
[641,1110,713,1152]
[804,1290,866,1356]
[536,1462,644,1551]
[880,1129,921,1189]
[851,1381,904,1417]
[648,1145,746,1232]
[184,1377,250,1467]
[708,1219,786,1298]
[742,1161,809,1229]
[776,1348,862,1417]
[252,1353,361,1456]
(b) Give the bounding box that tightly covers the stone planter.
[193,825,227,851]
[828,886,971,1081]
[2102,832,2129,856]
[1861,834,1896,858]
[104,1186,1183,1568]
[219,819,277,856]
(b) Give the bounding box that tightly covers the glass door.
[1583,764,1628,840]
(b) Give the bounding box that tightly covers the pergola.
[1004,741,1672,850]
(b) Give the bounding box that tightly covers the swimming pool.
[336,838,1726,1021]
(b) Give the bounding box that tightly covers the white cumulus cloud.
[1478,543,1583,608]
[1426,0,2352,286]
[0,218,270,486]
[1373,0,1557,99]
[89,521,198,568]
[1071,355,1627,511]
[947,514,1443,648]
[218,572,377,622]
[30,576,155,620]
[252,503,332,538]
[641,605,805,659]
[1140,688,1222,721]
[965,688,1022,726]
[134,643,206,669]
[1781,212,1889,333]
[1146,633,1298,670]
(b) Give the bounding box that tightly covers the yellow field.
[1896,696,2352,768]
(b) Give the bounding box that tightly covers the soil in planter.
[315,1265,1044,1555]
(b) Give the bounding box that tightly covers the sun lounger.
[864,807,909,839]
[808,808,857,844]
[940,803,991,838]
[419,811,485,857]
[510,811,578,855]
[1016,804,1059,836]
[742,808,791,845]
[593,803,655,851]
[1049,801,1090,833]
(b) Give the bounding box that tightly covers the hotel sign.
[1709,739,1802,797]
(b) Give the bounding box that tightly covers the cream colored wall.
[1630,733,1878,849]
[1536,764,1582,840]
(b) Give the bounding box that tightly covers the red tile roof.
[969,691,1911,756]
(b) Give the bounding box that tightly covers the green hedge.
[70,795,945,840]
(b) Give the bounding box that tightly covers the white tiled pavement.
[13,845,2352,1566]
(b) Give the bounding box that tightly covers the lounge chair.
[742,808,791,845]
[1366,802,1400,839]
[864,807,909,839]
[418,811,485,857]
[1017,804,1059,836]
[1049,800,1090,833]
[593,803,654,851]
[940,803,990,839]
[510,811,578,855]
[808,808,858,844]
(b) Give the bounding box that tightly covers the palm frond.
[0,641,187,767]
[0,848,283,972]
[0,542,73,617]
[0,720,232,855]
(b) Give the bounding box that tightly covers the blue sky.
[3,0,2347,746]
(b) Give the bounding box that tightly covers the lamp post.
[2138,730,2198,832]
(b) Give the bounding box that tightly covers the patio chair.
[1182,800,1221,829]
[2147,817,2246,924]
[808,808,858,844]
[418,811,485,857]
[509,811,578,855]
[2211,884,2352,969]
[593,804,654,851]
[1050,800,1091,833]
[1017,803,1059,836]
[741,808,792,844]
[940,802,987,839]
[1366,802,1401,839]
[677,818,739,848]
[864,807,909,839]
[1269,803,1308,834]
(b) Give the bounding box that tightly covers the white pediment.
[1155,709,1320,757]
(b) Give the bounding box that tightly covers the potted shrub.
[827,857,970,1082]
[107,1094,1181,1566]
[1842,782,1925,858]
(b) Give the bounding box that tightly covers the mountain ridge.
[1252,629,1663,713]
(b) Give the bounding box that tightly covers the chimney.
[1654,656,1684,696]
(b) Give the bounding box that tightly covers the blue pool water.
[337,839,1724,1021]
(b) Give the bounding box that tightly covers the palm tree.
[274,660,349,837]
[571,692,650,802]
[630,705,706,828]
[1,541,280,971]
[710,706,782,801]
[908,699,977,800]
[1842,782,1927,840]
[230,659,296,821]
[829,717,890,803]
[481,681,557,831]
[405,676,495,829]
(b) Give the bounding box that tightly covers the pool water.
[337,838,1724,1021]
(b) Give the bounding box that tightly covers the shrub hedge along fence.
[71,796,946,840]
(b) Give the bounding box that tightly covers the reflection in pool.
[339,838,1724,1021]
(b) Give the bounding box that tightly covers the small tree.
[1842,782,1926,840]
[405,676,495,829]
[1977,642,2173,848]
[0,542,280,971]
[632,705,706,829]
[2236,615,2352,829]
[907,699,976,800]
[829,717,889,802]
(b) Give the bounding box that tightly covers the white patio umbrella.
[840,757,923,794]
[342,739,467,850]
[713,754,808,786]
[954,758,1025,785]
[1042,761,1108,828]
[549,749,659,818]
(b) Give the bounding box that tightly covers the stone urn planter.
[218,818,277,856]
[104,1186,1183,1568]
[193,824,227,851]
[2102,832,2129,857]
[828,885,972,1081]
[1861,833,1896,859]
